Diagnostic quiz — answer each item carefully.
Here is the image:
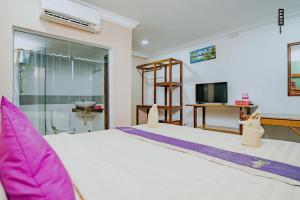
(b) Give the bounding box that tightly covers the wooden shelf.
[291,74,300,78]
[156,82,182,87]
[137,65,164,72]
[198,125,240,135]
[136,58,183,126]
[137,58,182,71]
[137,105,182,110]
[160,120,182,125]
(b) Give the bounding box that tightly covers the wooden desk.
[258,113,300,136]
[186,104,258,135]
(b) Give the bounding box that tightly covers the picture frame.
[190,45,216,64]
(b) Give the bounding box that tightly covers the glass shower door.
[68,42,106,133]
[14,30,72,135]
[14,30,108,135]
[14,47,46,134]
[44,46,72,134]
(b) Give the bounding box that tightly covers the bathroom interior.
[13,30,108,135]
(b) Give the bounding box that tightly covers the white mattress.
[46,124,300,200]
[0,181,7,200]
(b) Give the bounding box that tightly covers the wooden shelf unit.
[136,58,183,125]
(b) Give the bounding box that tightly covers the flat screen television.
[196,82,227,104]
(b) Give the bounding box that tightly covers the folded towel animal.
[147,104,159,128]
[241,110,264,147]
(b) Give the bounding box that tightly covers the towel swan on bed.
[147,104,159,128]
[241,109,264,147]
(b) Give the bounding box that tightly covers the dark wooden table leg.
[246,107,251,115]
[136,106,139,125]
[193,106,197,128]
[239,107,243,134]
[202,107,206,128]
[146,108,150,121]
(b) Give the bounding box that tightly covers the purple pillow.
[0,97,75,200]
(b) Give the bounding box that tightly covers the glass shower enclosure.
[13,31,109,135]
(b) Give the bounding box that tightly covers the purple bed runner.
[116,127,300,182]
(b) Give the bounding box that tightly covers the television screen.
[196,82,227,103]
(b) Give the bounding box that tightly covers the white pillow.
[0,181,8,200]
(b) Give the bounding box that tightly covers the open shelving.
[136,58,183,125]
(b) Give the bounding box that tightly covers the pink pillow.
[0,97,75,200]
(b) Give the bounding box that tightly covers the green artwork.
[291,60,300,88]
[291,61,300,88]
[291,61,300,74]
[190,46,216,64]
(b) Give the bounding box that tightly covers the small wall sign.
[190,45,216,64]
[278,8,284,34]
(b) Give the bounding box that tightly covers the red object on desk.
[94,105,103,112]
[235,100,251,106]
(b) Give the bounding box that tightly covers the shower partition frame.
[104,54,109,129]
[13,27,111,132]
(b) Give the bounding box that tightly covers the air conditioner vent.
[44,10,91,28]
[40,0,101,33]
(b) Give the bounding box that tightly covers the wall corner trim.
[71,0,140,29]
[132,51,150,59]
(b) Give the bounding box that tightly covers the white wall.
[0,0,133,128]
[131,56,147,125]
[148,16,300,128]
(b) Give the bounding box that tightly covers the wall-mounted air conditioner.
[40,0,101,33]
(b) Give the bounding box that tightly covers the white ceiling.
[81,0,300,56]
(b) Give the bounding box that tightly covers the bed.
[42,123,300,200]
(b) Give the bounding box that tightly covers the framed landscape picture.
[190,45,216,64]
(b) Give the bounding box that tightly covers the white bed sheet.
[46,124,300,200]
[0,181,7,200]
